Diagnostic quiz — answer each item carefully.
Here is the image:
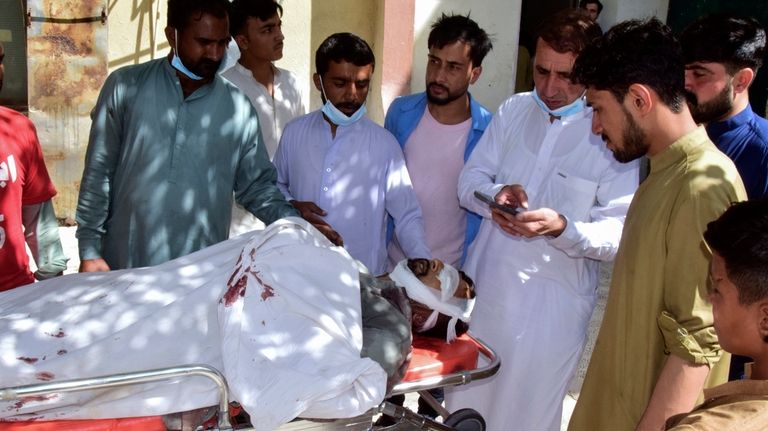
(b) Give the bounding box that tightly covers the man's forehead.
[684,61,726,73]
[585,88,614,103]
[429,41,472,62]
[533,40,576,71]
[326,61,373,79]
[250,13,280,28]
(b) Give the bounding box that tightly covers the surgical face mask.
[531,89,586,118]
[318,78,367,126]
[171,30,204,81]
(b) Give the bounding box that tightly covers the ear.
[164,26,176,52]
[758,302,768,342]
[732,68,755,95]
[313,73,322,92]
[625,83,653,116]
[469,66,482,85]
[234,34,249,51]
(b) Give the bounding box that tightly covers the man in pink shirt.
[385,13,493,270]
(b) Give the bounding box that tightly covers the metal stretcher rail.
[0,364,234,430]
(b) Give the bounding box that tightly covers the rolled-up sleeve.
[658,192,733,366]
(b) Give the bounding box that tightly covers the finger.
[306,202,328,216]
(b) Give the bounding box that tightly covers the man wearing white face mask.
[447,9,640,431]
[273,33,431,276]
[76,0,298,271]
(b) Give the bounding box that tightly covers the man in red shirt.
[0,41,67,290]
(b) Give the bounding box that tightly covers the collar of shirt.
[704,379,768,401]
[649,126,711,174]
[706,104,754,139]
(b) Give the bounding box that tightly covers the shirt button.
[326,168,332,172]
[323,187,329,191]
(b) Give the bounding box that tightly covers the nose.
[276,26,285,42]
[539,74,558,98]
[591,113,603,136]
[683,70,694,91]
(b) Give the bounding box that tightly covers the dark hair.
[572,18,686,113]
[229,0,283,37]
[579,0,603,14]
[704,200,768,305]
[167,0,230,31]
[428,13,493,67]
[680,14,766,75]
[536,8,601,55]
[315,33,375,76]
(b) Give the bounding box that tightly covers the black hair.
[167,0,230,31]
[571,18,686,113]
[428,13,493,67]
[229,0,283,37]
[704,199,768,305]
[536,8,602,55]
[315,32,375,76]
[579,0,603,14]
[680,14,766,75]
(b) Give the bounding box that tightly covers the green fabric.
[359,273,412,391]
[569,127,747,431]
[21,200,67,279]
[76,58,297,269]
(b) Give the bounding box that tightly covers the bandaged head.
[389,259,475,342]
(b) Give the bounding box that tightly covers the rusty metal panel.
[27,0,108,219]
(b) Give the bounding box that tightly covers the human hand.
[290,200,344,246]
[497,207,566,238]
[494,184,529,209]
[79,258,111,273]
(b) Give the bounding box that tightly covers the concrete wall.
[598,0,671,29]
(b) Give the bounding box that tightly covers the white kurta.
[222,64,307,236]
[446,93,639,431]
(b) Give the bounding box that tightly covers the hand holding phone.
[474,191,521,216]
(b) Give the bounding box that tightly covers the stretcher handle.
[1,364,233,431]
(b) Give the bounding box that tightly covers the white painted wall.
[598,0,670,30]
[412,0,522,113]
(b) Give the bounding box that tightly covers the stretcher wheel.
[443,408,485,431]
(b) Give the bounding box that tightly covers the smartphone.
[474,191,521,216]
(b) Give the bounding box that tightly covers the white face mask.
[531,89,587,117]
[318,78,367,126]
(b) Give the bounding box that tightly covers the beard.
[608,107,650,163]
[191,58,223,79]
[426,82,466,106]
[685,81,733,124]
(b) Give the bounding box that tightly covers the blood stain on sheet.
[11,394,58,410]
[222,275,247,307]
[17,356,39,364]
[45,328,66,338]
[36,371,55,381]
[253,271,275,301]
[57,349,68,356]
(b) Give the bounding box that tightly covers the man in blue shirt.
[385,13,492,270]
[76,0,297,271]
[681,14,768,200]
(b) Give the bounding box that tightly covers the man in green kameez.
[76,0,298,271]
[568,19,747,430]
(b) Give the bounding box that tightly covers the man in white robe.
[446,9,639,430]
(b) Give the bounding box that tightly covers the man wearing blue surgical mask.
[447,9,639,430]
[76,0,298,272]
[273,33,431,276]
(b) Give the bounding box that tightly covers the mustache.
[428,82,449,93]
[336,102,362,111]
[684,90,698,106]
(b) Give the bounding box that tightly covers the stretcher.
[0,333,499,431]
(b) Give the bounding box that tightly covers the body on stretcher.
[0,333,500,431]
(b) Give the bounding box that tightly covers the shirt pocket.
[546,170,598,222]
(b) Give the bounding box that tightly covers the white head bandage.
[389,260,475,342]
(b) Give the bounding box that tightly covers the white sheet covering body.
[0,218,387,430]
